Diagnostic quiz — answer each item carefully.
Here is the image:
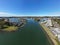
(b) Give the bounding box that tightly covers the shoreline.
[40,23,59,45]
[40,24,54,45]
[0,22,26,32]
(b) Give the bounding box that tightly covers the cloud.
[0,12,16,17]
[0,12,24,17]
[0,12,60,17]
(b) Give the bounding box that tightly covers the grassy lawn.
[56,39,60,45]
[4,26,18,32]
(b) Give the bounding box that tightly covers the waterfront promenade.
[40,23,59,45]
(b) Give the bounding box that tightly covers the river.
[0,19,53,45]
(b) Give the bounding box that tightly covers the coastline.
[40,23,59,45]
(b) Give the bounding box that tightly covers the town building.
[46,18,52,27]
[50,27,60,42]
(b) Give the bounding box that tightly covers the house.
[58,35,60,41]
[42,18,53,27]
[40,18,47,24]
[46,18,52,27]
[51,27,60,42]
[40,18,52,27]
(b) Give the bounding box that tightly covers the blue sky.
[0,0,60,16]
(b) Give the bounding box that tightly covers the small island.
[0,18,26,32]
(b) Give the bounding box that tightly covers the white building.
[40,18,52,27]
[54,28,60,34]
[40,18,47,24]
[51,27,60,42]
[43,18,53,27]
[58,35,60,42]
[46,18,52,27]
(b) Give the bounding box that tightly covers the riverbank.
[3,26,18,32]
[40,23,59,45]
[0,22,26,32]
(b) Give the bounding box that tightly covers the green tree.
[0,19,6,29]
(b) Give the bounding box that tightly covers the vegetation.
[0,18,26,32]
[0,19,6,29]
[4,26,18,32]
[34,18,40,22]
[53,19,60,25]
[0,18,19,32]
[56,38,60,45]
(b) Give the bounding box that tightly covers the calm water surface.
[0,19,53,45]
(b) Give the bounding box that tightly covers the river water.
[0,19,53,45]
